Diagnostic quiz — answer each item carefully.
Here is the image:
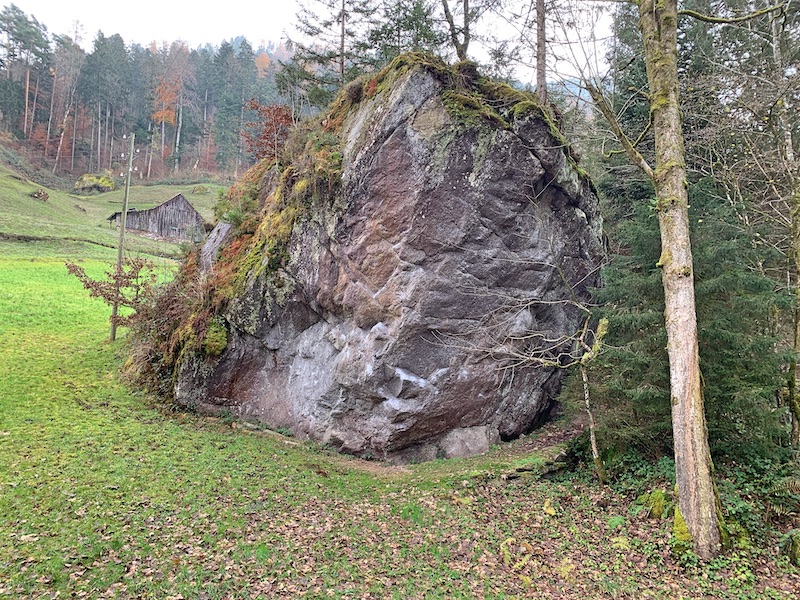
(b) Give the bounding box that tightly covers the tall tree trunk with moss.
[789,171,800,447]
[771,14,800,447]
[637,0,721,559]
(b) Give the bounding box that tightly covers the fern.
[766,478,800,518]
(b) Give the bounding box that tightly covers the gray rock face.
[174,62,603,461]
[200,222,233,271]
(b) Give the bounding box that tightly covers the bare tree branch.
[585,82,655,180]
[678,3,785,24]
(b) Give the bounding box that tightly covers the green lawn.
[0,156,798,599]
[1,249,799,599]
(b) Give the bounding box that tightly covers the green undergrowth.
[1,250,799,598]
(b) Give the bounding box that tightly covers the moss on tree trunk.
[637,0,722,560]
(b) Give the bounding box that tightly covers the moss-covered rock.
[782,530,800,566]
[160,52,603,462]
[203,319,228,356]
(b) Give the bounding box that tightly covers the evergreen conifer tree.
[594,177,792,460]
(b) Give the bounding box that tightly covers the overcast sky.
[7,0,300,49]
[6,0,610,85]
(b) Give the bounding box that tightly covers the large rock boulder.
[174,56,603,462]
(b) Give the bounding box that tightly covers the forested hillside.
[0,0,477,182]
[0,4,291,180]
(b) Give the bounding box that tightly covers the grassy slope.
[0,170,798,598]
[0,163,222,259]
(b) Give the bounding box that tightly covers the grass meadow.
[0,163,221,258]
[1,170,799,598]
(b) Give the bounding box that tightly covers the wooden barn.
[108,194,206,242]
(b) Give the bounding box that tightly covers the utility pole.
[110,133,135,342]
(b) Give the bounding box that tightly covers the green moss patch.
[636,488,674,519]
[671,506,694,556]
[202,318,228,356]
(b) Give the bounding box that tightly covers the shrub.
[74,173,115,193]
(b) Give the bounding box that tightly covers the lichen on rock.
[168,54,604,461]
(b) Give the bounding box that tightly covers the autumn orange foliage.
[255,52,272,78]
[241,99,293,162]
[151,77,179,126]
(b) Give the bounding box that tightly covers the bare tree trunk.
[95,100,101,172]
[88,105,95,172]
[46,67,56,157]
[536,0,546,104]
[27,69,39,141]
[638,0,721,560]
[147,122,154,179]
[234,99,245,179]
[53,122,66,174]
[771,14,800,447]
[70,107,78,172]
[339,0,346,82]
[174,93,183,174]
[52,90,74,175]
[441,0,470,61]
[160,118,165,160]
[22,57,30,136]
[202,87,209,159]
[575,317,607,484]
[104,101,111,169]
[581,363,606,485]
